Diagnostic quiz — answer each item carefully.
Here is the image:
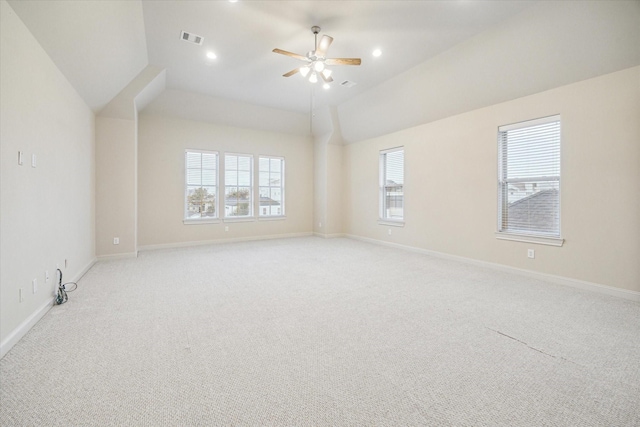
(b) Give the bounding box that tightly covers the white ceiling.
[7,0,536,114]
[7,0,148,112]
[141,0,536,113]
[7,0,639,141]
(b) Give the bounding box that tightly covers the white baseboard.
[313,232,346,239]
[97,252,138,261]
[1,257,97,359]
[137,232,314,252]
[346,234,640,302]
[0,299,53,360]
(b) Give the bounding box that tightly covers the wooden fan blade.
[326,58,361,66]
[272,48,307,61]
[283,68,299,77]
[315,35,333,58]
[321,73,334,83]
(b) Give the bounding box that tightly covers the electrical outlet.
[528,249,535,259]
[18,151,24,165]
[31,154,37,168]
[19,288,24,303]
[32,278,38,294]
[224,226,229,232]
[113,237,120,245]
[45,270,50,284]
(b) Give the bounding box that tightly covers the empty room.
[1,0,639,425]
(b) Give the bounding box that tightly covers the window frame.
[184,149,219,225]
[496,115,564,246]
[378,146,405,226]
[223,152,254,220]
[258,155,285,219]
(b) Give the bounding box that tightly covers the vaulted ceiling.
[8,0,535,112]
[7,0,640,141]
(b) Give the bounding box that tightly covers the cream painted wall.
[1,1,95,347]
[313,139,327,235]
[338,0,640,143]
[95,117,137,257]
[313,106,345,236]
[344,67,640,292]
[325,143,344,236]
[137,115,313,247]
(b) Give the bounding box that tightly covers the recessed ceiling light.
[323,83,330,90]
[206,51,217,60]
[372,48,382,57]
[229,0,238,3]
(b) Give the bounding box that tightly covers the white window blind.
[225,153,253,218]
[380,147,404,221]
[259,156,285,217]
[185,150,218,220]
[498,116,560,237]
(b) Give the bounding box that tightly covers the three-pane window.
[259,156,285,217]
[185,150,218,220]
[225,154,253,218]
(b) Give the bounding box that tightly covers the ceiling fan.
[273,26,361,85]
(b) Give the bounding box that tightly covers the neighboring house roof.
[508,188,559,232]
[259,196,280,206]
[225,196,280,206]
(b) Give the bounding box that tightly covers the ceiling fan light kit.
[273,26,361,87]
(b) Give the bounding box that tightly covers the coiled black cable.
[55,268,77,305]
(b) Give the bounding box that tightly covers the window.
[498,115,561,241]
[379,147,404,222]
[259,156,285,217]
[225,153,253,218]
[185,150,218,221]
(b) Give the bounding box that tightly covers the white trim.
[258,216,286,221]
[498,114,560,132]
[184,149,219,222]
[1,257,97,359]
[495,232,564,247]
[137,232,313,252]
[313,232,347,239]
[378,220,405,227]
[97,252,138,261]
[223,216,256,223]
[379,146,404,155]
[258,155,285,218]
[224,152,254,218]
[183,218,220,225]
[346,234,639,302]
[0,299,53,359]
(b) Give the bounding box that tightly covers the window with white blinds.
[185,150,218,220]
[225,153,253,218]
[380,147,404,221]
[259,156,285,217]
[498,115,561,237]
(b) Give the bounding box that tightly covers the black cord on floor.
[55,268,77,305]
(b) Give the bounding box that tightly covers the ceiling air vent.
[340,80,357,88]
[180,30,204,46]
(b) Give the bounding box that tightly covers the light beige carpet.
[1,237,638,426]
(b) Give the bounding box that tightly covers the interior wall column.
[313,106,344,237]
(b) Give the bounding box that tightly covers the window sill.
[378,219,405,227]
[495,232,564,247]
[258,216,286,221]
[223,216,256,223]
[183,218,220,225]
